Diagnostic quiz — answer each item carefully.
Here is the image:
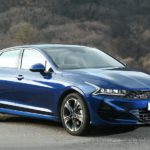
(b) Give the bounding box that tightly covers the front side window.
[0,50,21,68]
[21,49,50,71]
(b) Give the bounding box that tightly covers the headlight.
[94,88,127,96]
[85,82,127,96]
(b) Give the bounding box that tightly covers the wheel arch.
[57,87,89,120]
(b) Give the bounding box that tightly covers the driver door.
[14,48,55,115]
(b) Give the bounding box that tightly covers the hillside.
[0,0,150,72]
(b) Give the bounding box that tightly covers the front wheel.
[61,93,89,136]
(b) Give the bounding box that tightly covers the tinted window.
[42,46,124,69]
[0,50,21,68]
[21,49,50,70]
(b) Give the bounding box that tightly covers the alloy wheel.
[62,98,84,132]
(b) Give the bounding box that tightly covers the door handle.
[16,75,24,80]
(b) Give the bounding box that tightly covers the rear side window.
[0,50,21,68]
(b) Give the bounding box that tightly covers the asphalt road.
[0,116,150,150]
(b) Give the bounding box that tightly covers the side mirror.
[30,63,45,72]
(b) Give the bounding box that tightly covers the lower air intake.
[139,109,150,122]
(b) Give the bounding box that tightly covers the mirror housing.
[30,63,46,72]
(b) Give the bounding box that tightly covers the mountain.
[0,0,149,72]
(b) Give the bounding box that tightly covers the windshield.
[42,46,124,70]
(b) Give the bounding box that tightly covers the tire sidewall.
[60,93,89,136]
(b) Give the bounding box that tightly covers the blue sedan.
[0,44,150,135]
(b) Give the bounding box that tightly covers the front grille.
[126,91,150,99]
[139,109,150,122]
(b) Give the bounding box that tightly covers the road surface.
[0,116,149,150]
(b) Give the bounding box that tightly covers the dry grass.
[0,0,149,73]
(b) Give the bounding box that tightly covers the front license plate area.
[148,103,150,111]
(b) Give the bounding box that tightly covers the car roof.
[13,44,89,49]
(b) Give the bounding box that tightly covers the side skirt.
[0,101,58,122]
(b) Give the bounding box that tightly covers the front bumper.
[88,95,150,126]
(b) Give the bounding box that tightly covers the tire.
[61,93,90,136]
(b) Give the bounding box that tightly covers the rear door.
[0,48,22,105]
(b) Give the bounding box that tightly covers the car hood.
[63,68,150,90]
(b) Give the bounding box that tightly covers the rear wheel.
[61,93,89,136]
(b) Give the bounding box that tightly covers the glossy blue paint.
[0,44,150,126]
[30,63,46,72]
